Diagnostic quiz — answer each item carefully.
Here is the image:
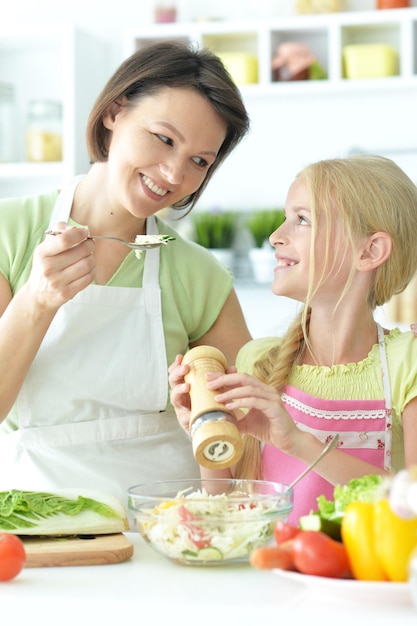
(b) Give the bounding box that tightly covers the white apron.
[0,178,199,509]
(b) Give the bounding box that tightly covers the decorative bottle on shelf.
[26,99,63,162]
[377,0,409,8]
[154,2,177,23]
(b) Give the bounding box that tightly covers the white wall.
[203,87,417,210]
[4,0,417,209]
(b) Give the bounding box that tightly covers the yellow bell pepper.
[374,498,417,582]
[341,501,387,581]
[341,498,417,582]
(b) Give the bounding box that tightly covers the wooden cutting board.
[22,533,134,567]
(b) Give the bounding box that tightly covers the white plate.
[273,568,412,604]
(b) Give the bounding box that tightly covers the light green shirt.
[0,190,234,430]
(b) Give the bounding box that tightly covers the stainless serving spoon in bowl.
[286,433,339,492]
[45,230,175,251]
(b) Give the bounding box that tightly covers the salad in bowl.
[128,478,293,566]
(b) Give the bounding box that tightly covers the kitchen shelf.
[124,7,417,96]
[0,23,109,197]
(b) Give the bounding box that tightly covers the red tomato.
[291,530,350,579]
[274,521,300,545]
[0,533,26,582]
[178,505,198,521]
[178,505,210,549]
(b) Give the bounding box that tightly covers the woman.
[170,155,417,524]
[0,41,252,504]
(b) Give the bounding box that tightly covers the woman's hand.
[205,371,299,453]
[168,355,193,433]
[168,355,239,435]
[28,222,96,311]
[0,223,95,420]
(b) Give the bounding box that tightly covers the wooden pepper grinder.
[182,346,243,470]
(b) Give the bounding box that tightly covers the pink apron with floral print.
[262,324,392,523]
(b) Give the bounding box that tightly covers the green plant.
[245,209,285,248]
[191,210,239,249]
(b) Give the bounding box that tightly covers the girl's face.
[102,87,227,218]
[269,177,354,304]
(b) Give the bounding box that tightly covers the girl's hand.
[28,222,96,310]
[206,371,298,453]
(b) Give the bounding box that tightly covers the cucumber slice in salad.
[197,547,223,561]
[181,547,223,561]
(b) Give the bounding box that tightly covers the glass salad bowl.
[127,478,293,566]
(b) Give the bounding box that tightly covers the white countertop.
[2,533,415,626]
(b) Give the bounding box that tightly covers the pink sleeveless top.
[262,324,392,524]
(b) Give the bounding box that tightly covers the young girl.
[169,154,417,523]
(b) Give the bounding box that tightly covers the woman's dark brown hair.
[86,40,250,212]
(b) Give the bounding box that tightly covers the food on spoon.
[134,234,175,246]
[134,234,175,260]
[0,489,129,536]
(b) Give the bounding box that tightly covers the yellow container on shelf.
[215,52,258,85]
[343,44,398,79]
[26,100,63,162]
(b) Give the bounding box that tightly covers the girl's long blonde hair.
[235,154,417,480]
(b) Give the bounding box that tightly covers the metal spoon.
[286,433,339,492]
[45,230,175,251]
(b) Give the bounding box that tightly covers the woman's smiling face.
[102,87,227,218]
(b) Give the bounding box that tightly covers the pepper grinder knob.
[182,345,243,470]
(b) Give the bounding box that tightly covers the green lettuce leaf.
[0,489,128,535]
[317,474,384,523]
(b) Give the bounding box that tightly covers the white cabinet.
[123,7,417,212]
[124,7,417,95]
[0,23,109,197]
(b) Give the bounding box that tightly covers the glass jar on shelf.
[26,99,63,162]
[0,82,17,163]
